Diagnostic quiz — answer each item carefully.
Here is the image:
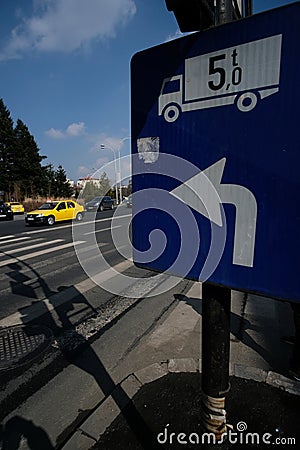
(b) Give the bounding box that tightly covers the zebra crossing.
[0,239,64,256]
[0,230,135,328]
[0,235,86,268]
[0,216,130,274]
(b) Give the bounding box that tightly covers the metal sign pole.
[201,283,231,438]
[215,0,233,24]
[201,0,233,439]
[245,0,253,17]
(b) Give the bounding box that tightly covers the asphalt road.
[0,208,132,325]
[0,205,193,426]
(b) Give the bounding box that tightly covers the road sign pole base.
[201,282,231,436]
[201,393,227,441]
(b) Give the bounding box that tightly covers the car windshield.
[38,202,58,210]
[90,197,103,202]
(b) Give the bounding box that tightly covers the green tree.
[81,172,111,203]
[54,165,73,198]
[0,98,73,200]
[40,164,73,198]
[99,172,111,195]
[40,164,56,198]
[14,119,46,198]
[0,99,15,199]
[81,181,102,203]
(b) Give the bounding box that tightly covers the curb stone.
[266,371,300,395]
[61,358,300,450]
[233,363,268,383]
[60,430,96,450]
[135,362,169,385]
[168,358,198,373]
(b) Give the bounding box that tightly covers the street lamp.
[100,137,131,204]
[117,136,131,202]
[100,144,118,204]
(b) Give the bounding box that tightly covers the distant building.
[77,176,101,189]
[66,178,75,187]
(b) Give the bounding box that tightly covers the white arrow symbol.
[170,158,257,267]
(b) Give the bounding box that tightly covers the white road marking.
[23,225,74,235]
[0,241,86,268]
[0,238,44,249]
[0,239,64,257]
[0,236,31,246]
[83,225,122,236]
[22,213,132,235]
[0,259,134,327]
[91,214,131,223]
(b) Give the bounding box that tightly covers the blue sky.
[0,0,296,183]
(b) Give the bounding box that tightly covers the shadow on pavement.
[0,417,53,450]
[176,293,293,375]
[1,256,298,449]
[96,372,300,450]
[1,255,160,449]
[6,262,56,300]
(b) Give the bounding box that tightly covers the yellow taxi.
[5,202,25,214]
[25,200,85,226]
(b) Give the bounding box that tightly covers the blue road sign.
[131,2,300,302]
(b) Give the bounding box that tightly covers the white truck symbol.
[158,34,282,122]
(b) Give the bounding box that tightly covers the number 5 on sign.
[208,51,242,91]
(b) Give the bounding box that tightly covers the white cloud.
[66,122,86,136]
[45,127,65,139]
[77,165,97,178]
[0,0,136,60]
[46,121,86,139]
[87,132,131,155]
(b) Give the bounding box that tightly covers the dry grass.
[22,197,77,212]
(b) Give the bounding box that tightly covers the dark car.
[0,201,13,221]
[85,196,114,212]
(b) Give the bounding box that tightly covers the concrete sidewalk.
[1,282,299,450]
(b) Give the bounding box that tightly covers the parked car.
[0,202,13,221]
[126,195,132,208]
[25,200,85,226]
[85,196,114,212]
[5,201,25,214]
